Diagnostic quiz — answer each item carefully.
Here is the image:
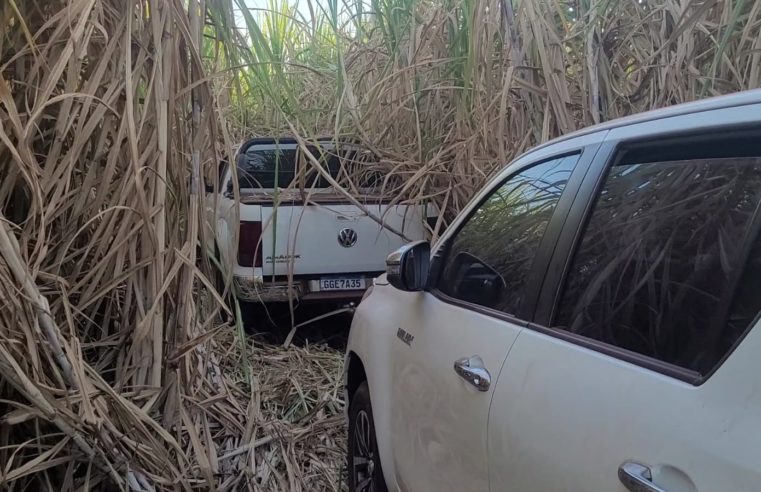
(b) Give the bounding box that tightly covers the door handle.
[619,461,668,492]
[453,356,491,391]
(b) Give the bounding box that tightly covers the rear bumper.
[234,274,378,303]
[235,277,301,302]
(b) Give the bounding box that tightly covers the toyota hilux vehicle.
[205,137,435,324]
[345,89,761,492]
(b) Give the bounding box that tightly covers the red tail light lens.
[238,221,263,267]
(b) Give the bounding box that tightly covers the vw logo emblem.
[338,228,358,248]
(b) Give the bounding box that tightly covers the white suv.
[345,90,761,492]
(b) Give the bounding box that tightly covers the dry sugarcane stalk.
[0,218,78,392]
[2,0,761,490]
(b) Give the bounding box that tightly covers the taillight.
[238,221,263,267]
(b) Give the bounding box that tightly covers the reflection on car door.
[388,153,584,491]
[489,128,761,491]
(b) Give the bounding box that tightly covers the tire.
[348,382,387,492]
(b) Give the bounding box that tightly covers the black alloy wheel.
[348,381,387,492]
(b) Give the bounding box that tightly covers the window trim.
[428,146,595,322]
[431,288,531,328]
[526,322,701,383]
[699,312,761,384]
[536,124,761,385]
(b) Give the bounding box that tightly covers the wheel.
[348,382,387,492]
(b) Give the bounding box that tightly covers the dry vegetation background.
[0,0,759,490]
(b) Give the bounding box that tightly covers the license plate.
[319,277,366,291]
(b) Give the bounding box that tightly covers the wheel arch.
[346,350,367,403]
[345,293,399,489]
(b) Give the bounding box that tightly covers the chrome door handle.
[453,356,491,391]
[619,462,668,492]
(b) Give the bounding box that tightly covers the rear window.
[235,147,299,189]
[232,143,378,190]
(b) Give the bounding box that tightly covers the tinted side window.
[725,229,761,357]
[438,155,579,315]
[555,155,761,375]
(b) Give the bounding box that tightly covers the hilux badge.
[397,328,414,346]
[338,228,358,248]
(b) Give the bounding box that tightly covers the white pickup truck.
[205,137,434,319]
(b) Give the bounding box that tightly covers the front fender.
[345,285,398,489]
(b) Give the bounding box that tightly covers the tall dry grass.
[0,0,251,489]
[221,0,761,232]
[1,0,761,490]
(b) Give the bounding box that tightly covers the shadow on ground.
[241,302,353,351]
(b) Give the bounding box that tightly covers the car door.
[489,115,761,491]
[387,144,600,491]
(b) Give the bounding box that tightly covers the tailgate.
[260,202,425,276]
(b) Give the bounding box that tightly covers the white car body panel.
[488,318,761,492]
[345,126,608,491]
[259,202,424,276]
[485,99,761,492]
[346,277,401,490]
[347,277,522,492]
[345,89,761,492]
[387,290,521,491]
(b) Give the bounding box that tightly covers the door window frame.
[428,142,603,325]
[532,122,761,385]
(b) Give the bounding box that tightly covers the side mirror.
[386,241,430,291]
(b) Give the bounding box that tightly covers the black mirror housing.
[386,241,430,291]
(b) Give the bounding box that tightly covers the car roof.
[529,89,761,155]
